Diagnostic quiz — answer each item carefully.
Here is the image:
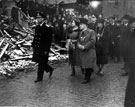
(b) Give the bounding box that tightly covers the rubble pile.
[0,16,68,78]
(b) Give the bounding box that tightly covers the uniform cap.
[36,12,46,19]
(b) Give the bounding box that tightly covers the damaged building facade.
[1,0,135,18]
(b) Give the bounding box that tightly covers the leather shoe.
[49,69,54,78]
[96,72,104,76]
[70,73,75,77]
[121,72,128,76]
[81,80,90,84]
[34,79,42,83]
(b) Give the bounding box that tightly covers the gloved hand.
[44,51,48,55]
[77,43,84,50]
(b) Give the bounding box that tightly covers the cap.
[36,12,46,19]
[96,19,104,24]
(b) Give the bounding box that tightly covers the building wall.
[102,0,135,18]
[2,0,16,17]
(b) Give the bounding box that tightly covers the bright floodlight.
[90,1,101,9]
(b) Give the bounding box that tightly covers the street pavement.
[0,61,128,107]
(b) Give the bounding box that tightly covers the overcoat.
[124,29,135,107]
[95,27,109,64]
[67,27,80,66]
[106,24,119,57]
[77,28,97,69]
[120,24,130,56]
[32,23,53,63]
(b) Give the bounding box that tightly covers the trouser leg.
[44,63,53,73]
[80,66,84,74]
[37,63,45,80]
[84,68,93,81]
[71,66,76,76]
[124,62,135,107]
[97,64,101,73]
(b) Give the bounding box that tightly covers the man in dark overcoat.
[106,17,119,61]
[124,18,135,107]
[120,15,130,76]
[77,18,97,84]
[32,12,54,82]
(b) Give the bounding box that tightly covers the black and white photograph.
[0,0,135,107]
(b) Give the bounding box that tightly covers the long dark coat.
[77,28,97,69]
[106,24,119,57]
[120,24,130,57]
[32,23,53,63]
[113,25,121,57]
[124,29,135,107]
[67,27,80,66]
[95,27,109,64]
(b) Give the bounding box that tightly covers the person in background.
[113,20,121,62]
[53,22,62,46]
[120,15,130,76]
[95,19,109,76]
[32,12,54,82]
[77,18,96,84]
[106,17,118,61]
[124,17,135,107]
[61,22,68,48]
[66,19,80,76]
[88,14,97,31]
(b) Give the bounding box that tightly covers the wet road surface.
[0,62,128,107]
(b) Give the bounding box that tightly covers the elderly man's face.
[79,23,86,30]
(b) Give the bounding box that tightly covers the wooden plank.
[3,30,11,38]
[0,43,9,59]
[0,30,5,37]
[0,39,5,47]
[10,56,32,61]
[13,29,27,36]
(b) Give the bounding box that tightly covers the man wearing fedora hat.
[32,12,54,82]
[77,18,97,84]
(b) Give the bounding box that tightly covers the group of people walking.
[31,12,135,106]
[66,18,97,84]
